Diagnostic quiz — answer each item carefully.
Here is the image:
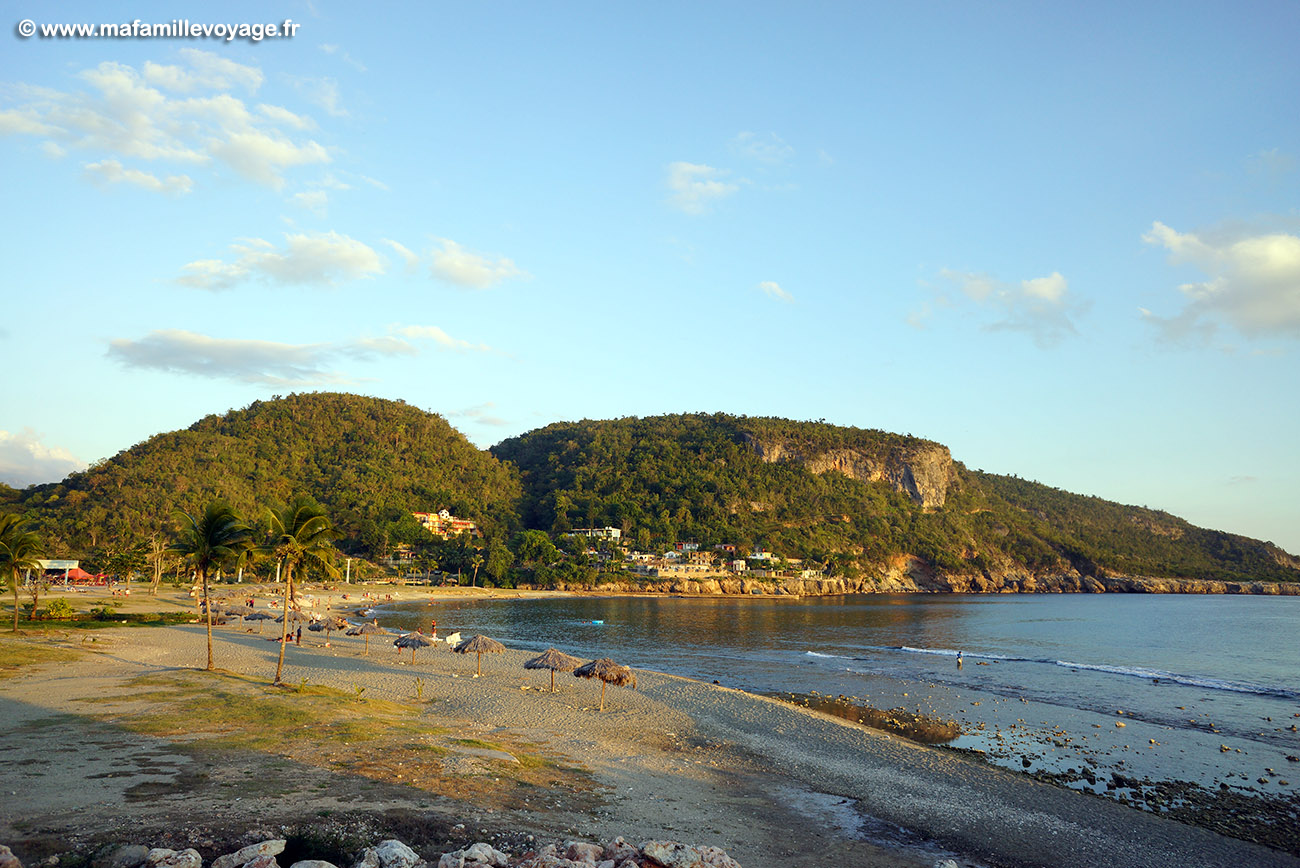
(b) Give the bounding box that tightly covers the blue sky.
[2,1,1298,553]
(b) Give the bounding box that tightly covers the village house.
[412,509,479,539]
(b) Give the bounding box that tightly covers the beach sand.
[2,585,1298,868]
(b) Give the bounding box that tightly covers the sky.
[2,1,1298,554]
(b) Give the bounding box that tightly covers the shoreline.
[3,595,1299,868]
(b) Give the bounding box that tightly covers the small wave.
[1053,660,1300,699]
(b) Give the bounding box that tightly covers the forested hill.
[7,398,1296,585]
[17,393,521,558]
[492,414,1299,583]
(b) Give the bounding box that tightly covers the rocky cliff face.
[743,436,957,509]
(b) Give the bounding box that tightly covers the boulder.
[602,839,638,863]
[352,851,381,868]
[94,845,149,868]
[213,841,287,868]
[289,862,339,868]
[562,843,603,864]
[145,850,202,868]
[640,842,741,868]
[0,845,23,868]
[374,842,421,868]
[242,856,279,868]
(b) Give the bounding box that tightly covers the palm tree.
[265,496,340,684]
[1,515,46,632]
[170,501,251,670]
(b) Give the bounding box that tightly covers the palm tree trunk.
[274,565,292,684]
[10,572,17,632]
[599,680,607,712]
[202,567,214,670]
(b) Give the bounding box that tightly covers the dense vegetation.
[12,393,521,570]
[2,396,1295,585]
[494,414,1299,583]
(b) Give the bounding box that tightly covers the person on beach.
[957,651,963,668]
[431,618,437,640]
[295,626,302,646]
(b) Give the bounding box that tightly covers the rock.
[145,850,202,868]
[562,843,603,864]
[214,841,287,868]
[289,862,339,868]
[352,851,380,868]
[0,845,24,868]
[640,841,741,868]
[242,856,279,868]
[374,842,420,868]
[437,844,507,868]
[95,845,150,868]
[602,840,638,863]
[934,861,960,868]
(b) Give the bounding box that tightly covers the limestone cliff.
[743,435,958,509]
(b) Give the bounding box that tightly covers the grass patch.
[100,670,420,751]
[0,638,85,677]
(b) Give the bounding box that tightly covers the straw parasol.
[454,635,506,676]
[573,658,637,712]
[223,604,254,619]
[345,621,387,655]
[394,631,433,663]
[276,609,311,625]
[524,648,585,692]
[308,615,348,642]
[245,611,274,632]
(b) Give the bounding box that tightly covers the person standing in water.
[957,651,963,668]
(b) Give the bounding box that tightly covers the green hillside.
[5,399,1295,585]
[492,413,1298,583]
[15,393,521,563]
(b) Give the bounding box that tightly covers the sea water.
[378,593,1300,800]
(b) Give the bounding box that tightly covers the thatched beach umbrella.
[524,648,585,692]
[276,609,311,625]
[309,615,348,642]
[573,658,637,712]
[245,611,274,632]
[395,631,434,663]
[345,621,387,655]
[454,635,506,676]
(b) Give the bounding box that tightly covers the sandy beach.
[2,585,1298,868]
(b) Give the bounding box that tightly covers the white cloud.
[143,49,263,93]
[109,324,493,385]
[0,53,330,190]
[290,76,347,117]
[430,238,526,289]
[382,239,420,272]
[667,161,739,214]
[257,103,315,130]
[108,329,352,386]
[291,190,328,216]
[758,281,793,302]
[176,231,384,290]
[1142,221,1300,341]
[0,428,87,488]
[320,43,367,73]
[922,268,1086,347]
[83,158,193,194]
[393,324,493,352]
[732,131,794,165]
[448,402,509,427]
[1246,148,1295,178]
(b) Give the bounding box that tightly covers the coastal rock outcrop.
[743,435,957,509]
